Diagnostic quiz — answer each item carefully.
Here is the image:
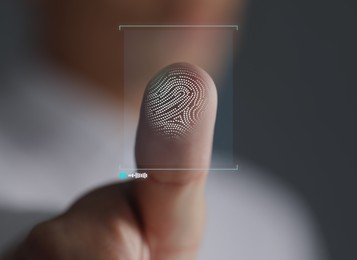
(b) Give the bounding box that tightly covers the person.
[0,0,327,259]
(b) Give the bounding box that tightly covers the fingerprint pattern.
[144,64,208,140]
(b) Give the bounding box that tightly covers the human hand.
[12,63,217,260]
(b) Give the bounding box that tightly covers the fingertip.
[141,62,217,142]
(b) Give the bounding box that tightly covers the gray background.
[236,0,357,259]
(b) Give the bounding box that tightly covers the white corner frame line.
[118,24,239,31]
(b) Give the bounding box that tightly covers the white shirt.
[0,60,328,259]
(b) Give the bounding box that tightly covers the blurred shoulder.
[200,156,328,260]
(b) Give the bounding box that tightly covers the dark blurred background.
[237,0,357,259]
[1,0,356,259]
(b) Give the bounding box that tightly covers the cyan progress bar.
[118,164,239,171]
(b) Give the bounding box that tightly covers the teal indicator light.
[119,172,128,179]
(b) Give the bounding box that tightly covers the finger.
[134,63,217,260]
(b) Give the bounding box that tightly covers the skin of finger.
[134,177,207,260]
[13,184,149,260]
[135,64,218,183]
[134,64,217,259]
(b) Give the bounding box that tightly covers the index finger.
[134,63,217,260]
